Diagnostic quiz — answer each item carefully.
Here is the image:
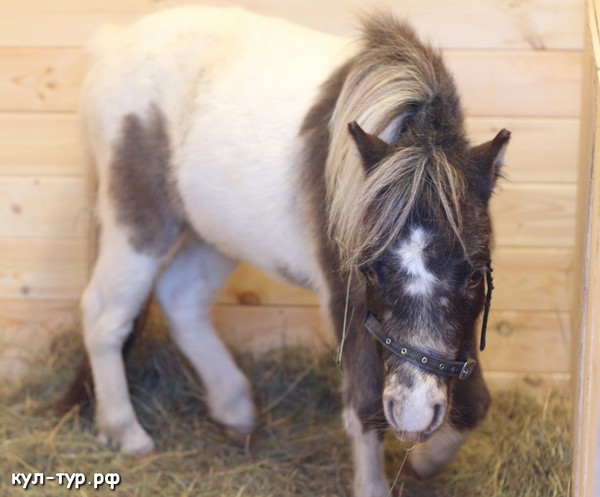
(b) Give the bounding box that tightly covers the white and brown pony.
[78,7,509,496]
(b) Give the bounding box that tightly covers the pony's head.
[347,117,509,441]
[322,15,510,441]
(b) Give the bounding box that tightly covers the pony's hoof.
[354,479,391,497]
[223,424,253,446]
[96,425,155,456]
[96,432,110,447]
[120,428,155,456]
[209,384,256,437]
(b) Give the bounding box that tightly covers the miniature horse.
[80,7,509,496]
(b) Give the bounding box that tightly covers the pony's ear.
[471,128,510,198]
[348,121,391,172]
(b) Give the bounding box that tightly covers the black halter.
[363,262,494,380]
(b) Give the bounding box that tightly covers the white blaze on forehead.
[397,227,437,296]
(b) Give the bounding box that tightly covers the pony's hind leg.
[155,234,255,437]
[82,218,163,455]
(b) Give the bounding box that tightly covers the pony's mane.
[325,13,468,267]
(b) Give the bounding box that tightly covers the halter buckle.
[459,358,477,380]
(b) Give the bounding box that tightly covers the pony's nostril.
[383,397,399,430]
[383,398,394,417]
[428,402,445,433]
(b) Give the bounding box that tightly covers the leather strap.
[364,312,477,380]
[479,262,494,351]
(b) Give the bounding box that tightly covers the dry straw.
[1,321,571,496]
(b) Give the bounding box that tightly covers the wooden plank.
[0,175,574,248]
[446,50,582,118]
[0,231,570,310]
[7,298,562,376]
[0,177,89,238]
[217,305,574,376]
[572,2,600,495]
[0,239,87,300]
[0,48,581,117]
[0,114,579,183]
[213,306,570,375]
[0,113,83,176]
[213,304,335,353]
[218,248,572,312]
[0,298,571,394]
[491,183,577,248]
[218,263,317,307]
[0,0,583,50]
[480,311,570,373]
[466,117,579,184]
[0,239,570,311]
[484,371,570,396]
[493,249,572,312]
[0,0,144,49]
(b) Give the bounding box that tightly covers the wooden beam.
[571,2,600,495]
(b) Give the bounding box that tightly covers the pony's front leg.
[336,311,390,497]
[408,363,491,479]
[343,406,389,497]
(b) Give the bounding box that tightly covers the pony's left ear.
[471,128,511,198]
[348,121,391,172]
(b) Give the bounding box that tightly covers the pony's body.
[81,8,508,497]
[84,7,348,289]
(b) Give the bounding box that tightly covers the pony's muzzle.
[383,396,446,442]
[382,382,447,442]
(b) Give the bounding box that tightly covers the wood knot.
[236,291,261,305]
[523,375,542,387]
[495,320,513,336]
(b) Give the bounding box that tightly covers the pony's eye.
[469,269,483,285]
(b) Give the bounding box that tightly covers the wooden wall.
[0,0,583,392]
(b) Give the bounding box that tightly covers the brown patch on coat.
[109,105,183,256]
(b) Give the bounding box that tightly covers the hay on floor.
[0,324,571,497]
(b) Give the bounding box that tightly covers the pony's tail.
[53,301,152,415]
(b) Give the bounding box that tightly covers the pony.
[78,7,509,496]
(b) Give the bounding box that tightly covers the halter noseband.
[363,262,494,380]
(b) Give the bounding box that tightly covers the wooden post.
[573,2,600,495]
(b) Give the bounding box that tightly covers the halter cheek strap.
[479,262,494,352]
